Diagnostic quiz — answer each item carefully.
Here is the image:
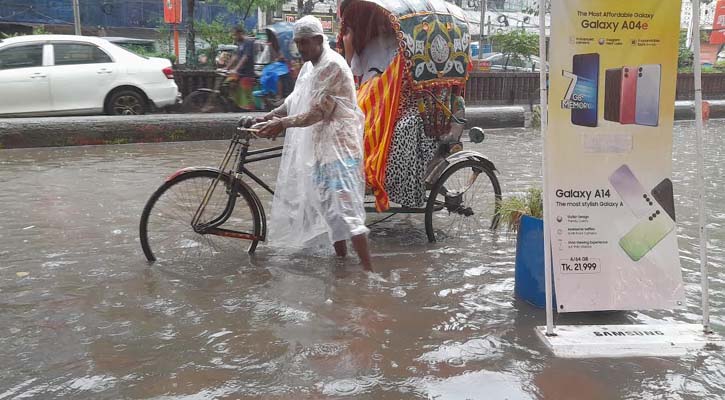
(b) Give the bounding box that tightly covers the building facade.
[0,0,255,36]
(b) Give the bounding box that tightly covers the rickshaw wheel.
[424,159,501,243]
[182,90,227,113]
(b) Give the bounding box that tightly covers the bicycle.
[139,123,280,262]
[139,118,501,263]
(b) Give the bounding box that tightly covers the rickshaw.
[339,0,502,241]
[138,0,501,262]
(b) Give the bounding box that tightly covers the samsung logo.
[593,330,665,337]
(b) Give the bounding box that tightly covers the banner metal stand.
[535,0,723,358]
[692,0,712,336]
[539,0,555,339]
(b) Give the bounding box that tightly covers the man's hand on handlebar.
[256,114,272,123]
[257,118,284,140]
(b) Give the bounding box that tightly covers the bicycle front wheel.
[140,169,262,264]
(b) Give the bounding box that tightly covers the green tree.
[184,0,285,66]
[676,28,717,73]
[32,25,50,35]
[678,30,694,70]
[491,30,539,70]
[186,0,197,66]
[196,17,233,62]
[156,20,173,55]
[125,45,177,64]
[1,25,51,38]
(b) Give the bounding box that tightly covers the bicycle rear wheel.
[425,159,502,242]
[181,90,227,113]
[140,169,262,264]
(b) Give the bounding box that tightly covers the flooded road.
[1,121,724,399]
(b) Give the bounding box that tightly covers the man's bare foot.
[351,234,372,271]
[334,240,347,257]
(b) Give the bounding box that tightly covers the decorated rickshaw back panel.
[399,11,470,85]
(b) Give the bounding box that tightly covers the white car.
[481,52,536,72]
[0,35,178,117]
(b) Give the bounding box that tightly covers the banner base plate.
[536,324,723,358]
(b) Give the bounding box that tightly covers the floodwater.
[1,121,724,399]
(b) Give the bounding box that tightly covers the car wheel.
[108,89,146,116]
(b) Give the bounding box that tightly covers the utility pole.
[72,0,81,35]
[479,0,486,59]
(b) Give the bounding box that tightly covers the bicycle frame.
[186,129,282,241]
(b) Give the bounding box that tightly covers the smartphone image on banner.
[635,64,661,127]
[619,209,675,261]
[571,53,600,127]
[609,164,653,218]
[604,68,622,122]
[651,178,676,221]
[620,66,638,124]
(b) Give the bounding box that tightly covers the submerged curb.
[673,99,725,120]
[0,102,723,149]
[465,106,526,129]
[0,113,263,149]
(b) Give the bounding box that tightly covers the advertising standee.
[547,0,685,312]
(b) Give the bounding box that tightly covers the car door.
[48,42,117,112]
[0,43,52,115]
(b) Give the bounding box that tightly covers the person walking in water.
[256,16,373,270]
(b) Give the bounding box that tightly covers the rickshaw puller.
[257,16,373,271]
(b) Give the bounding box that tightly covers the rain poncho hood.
[267,34,368,251]
[293,15,325,39]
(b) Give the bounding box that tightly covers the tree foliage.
[1,25,51,38]
[186,0,197,66]
[678,30,694,70]
[491,30,539,66]
[126,45,177,64]
[196,17,233,59]
[155,20,173,54]
[183,0,284,66]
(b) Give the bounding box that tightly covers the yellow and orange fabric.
[357,53,405,211]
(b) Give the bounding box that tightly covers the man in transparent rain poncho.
[256,15,373,270]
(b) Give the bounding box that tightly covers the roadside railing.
[173,69,725,106]
[464,71,725,105]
